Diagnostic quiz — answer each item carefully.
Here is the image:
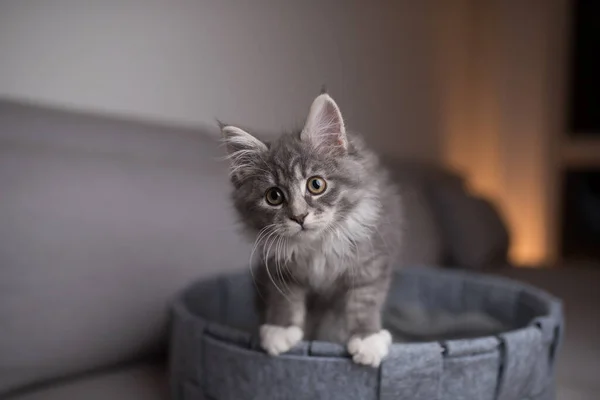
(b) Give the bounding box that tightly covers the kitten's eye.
[307,176,327,195]
[265,187,284,206]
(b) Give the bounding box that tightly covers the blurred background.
[0,1,598,399]
[1,0,585,267]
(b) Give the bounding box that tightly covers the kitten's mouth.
[283,222,323,238]
[294,226,320,238]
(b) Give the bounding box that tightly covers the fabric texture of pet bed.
[168,266,563,400]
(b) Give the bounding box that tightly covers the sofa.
[1,100,597,399]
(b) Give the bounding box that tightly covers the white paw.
[347,329,392,367]
[260,324,304,356]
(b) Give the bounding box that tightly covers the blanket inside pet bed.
[169,266,563,400]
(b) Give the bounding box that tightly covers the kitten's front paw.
[260,324,304,356]
[347,329,392,367]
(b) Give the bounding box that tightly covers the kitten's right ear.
[220,124,267,179]
[300,93,347,154]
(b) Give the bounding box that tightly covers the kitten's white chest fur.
[288,245,347,290]
[307,252,345,290]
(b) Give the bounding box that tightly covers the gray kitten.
[221,93,403,367]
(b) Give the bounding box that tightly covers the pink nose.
[290,213,308,225]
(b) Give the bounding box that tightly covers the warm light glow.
[432,0,561,267]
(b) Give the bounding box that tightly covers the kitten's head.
[221,93,378,244]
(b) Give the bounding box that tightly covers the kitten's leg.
[345,271,392,367]
[260,282,306,356]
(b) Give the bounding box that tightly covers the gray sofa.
[1,100,597,399]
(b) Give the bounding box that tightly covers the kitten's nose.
[290,213,308,226]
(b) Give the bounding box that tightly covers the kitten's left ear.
[220,124,267,156]
[220,123,268,180]
[301,93,347,153]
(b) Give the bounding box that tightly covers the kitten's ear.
[301,93,347,153]
[220,124,267,179]
[221,124,267,155]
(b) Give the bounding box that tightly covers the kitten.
[221,93,403,367]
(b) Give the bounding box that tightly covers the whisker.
[283,237,299,284]
[275,234,291,294]
[262,228,291,302]
[248,224,277,300]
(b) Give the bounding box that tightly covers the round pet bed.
[168,267,563,400]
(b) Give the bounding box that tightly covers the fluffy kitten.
[221,93,403,367]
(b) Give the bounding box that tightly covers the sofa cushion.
[380,158,466,193]
[380,159,452,267]
[393,183,444,267]
[429,185,510,268]
[0,101,251,394]
[6,362,167,400]
[380,158,510,269]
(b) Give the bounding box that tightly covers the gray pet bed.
[168,267,563,400]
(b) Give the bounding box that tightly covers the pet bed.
[168,266,563,400]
